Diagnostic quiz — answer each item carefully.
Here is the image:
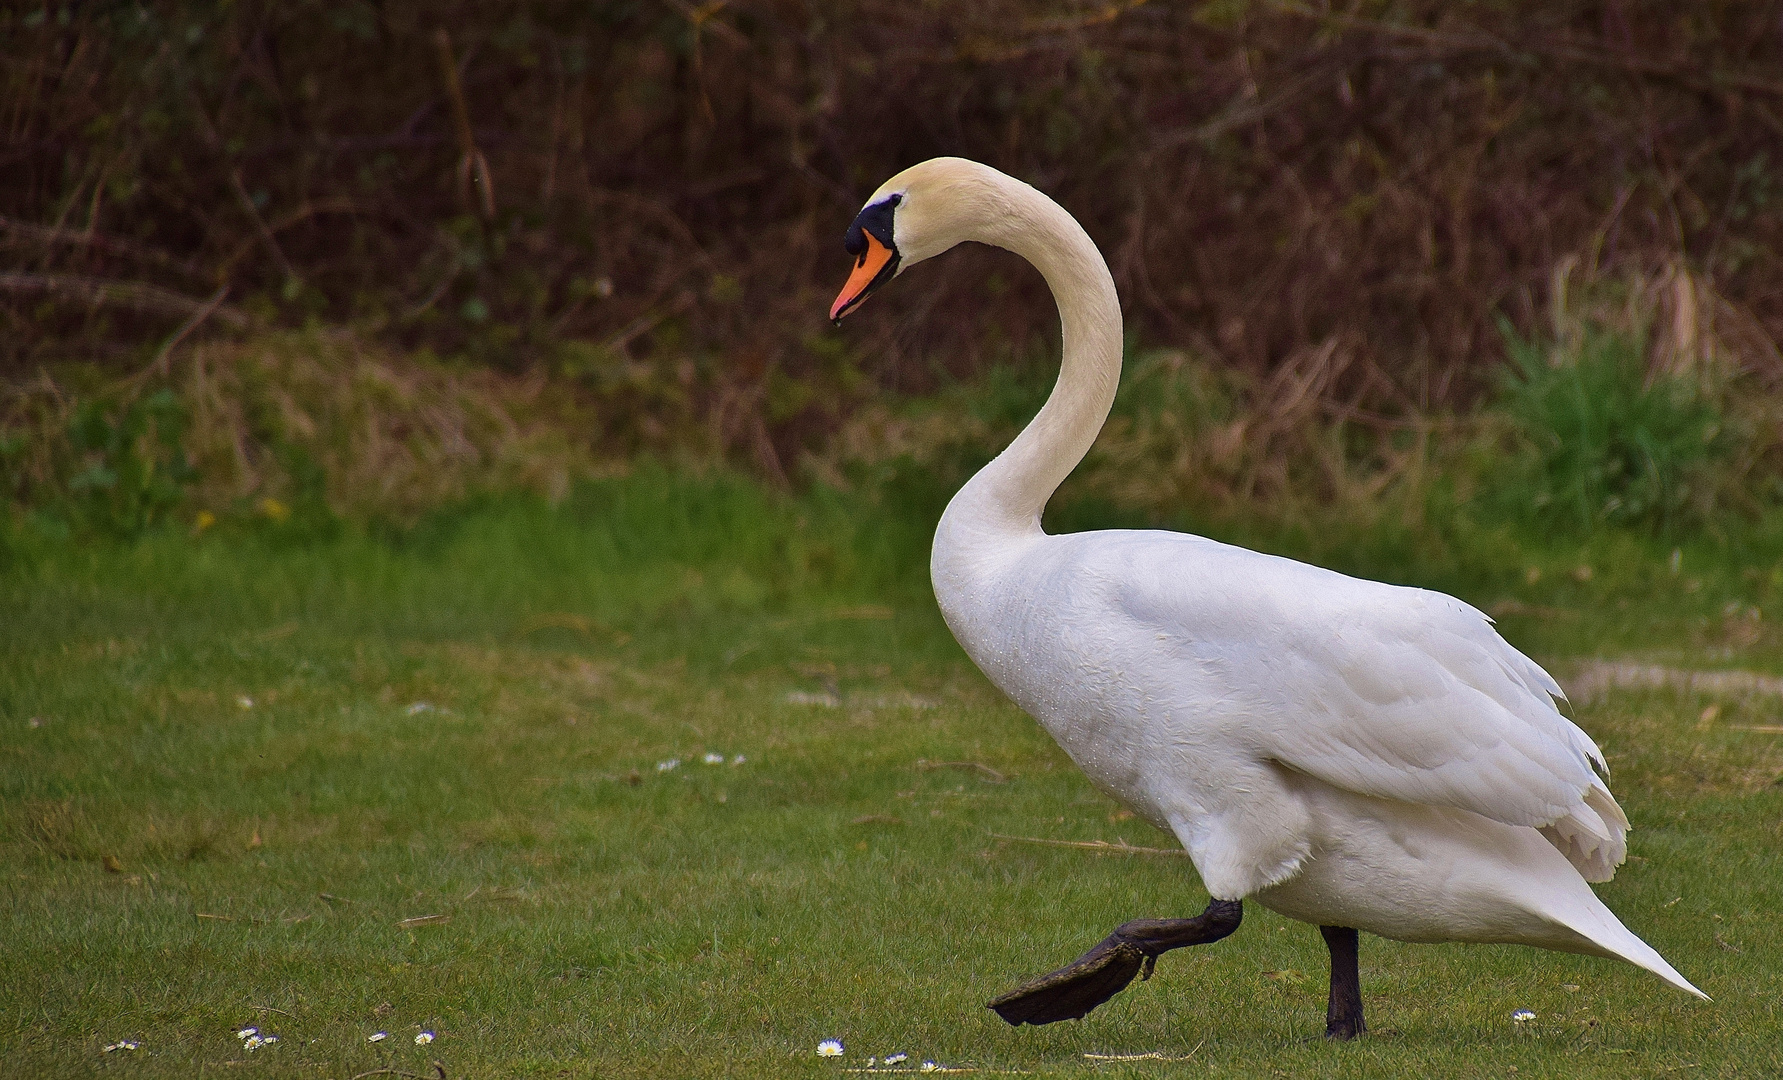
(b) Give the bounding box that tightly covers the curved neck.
[949,180,1123,537]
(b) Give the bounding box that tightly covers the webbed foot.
[988,899,1243,1025]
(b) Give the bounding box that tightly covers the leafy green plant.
[1488,325,1729,534]
[65,389,197,537]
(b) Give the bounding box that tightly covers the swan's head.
[829,157,1014,323]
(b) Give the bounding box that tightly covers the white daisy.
[731,754,746,765]
[817,1038,844,1057]
[235,1027,257,1040]
[368,1031,388,1042]
[703,752,725,764]
[243,1035,264,1051]
[237,696,254,709]
[920,1061,940,1072]
[884,1053,908,1064]
[103,1040,141,1052]
[415,1031,435,1045]
[656,758,680,772]
[1511,1009,1536,1022]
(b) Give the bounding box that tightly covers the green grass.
[4,471,1783,1078]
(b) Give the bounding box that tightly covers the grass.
[4,469,1783,1078]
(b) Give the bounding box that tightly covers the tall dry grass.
[2,332,598,528]
[5,253,1780,539]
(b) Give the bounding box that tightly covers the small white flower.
[237,696,254,709]
[368,1031,388,1043]
[656,758,680,772]
[243,1035,264,1051]
[415,1031,435,1045]
[817,1038,844,1057]
[103,1040,141,1052]
[920,1061,940,1072]
[731,754,746,765]
[884,1053,908,1064]
[866,1057,877,1068]
[235,1027,257,1040]
[1511,1008,1536,1022]
[703,752,725,764]
[406,701,434,715]
[260,1036,278,1046]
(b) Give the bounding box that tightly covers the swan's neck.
[944,183,1123,540]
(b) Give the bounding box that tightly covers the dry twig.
[434,28,495,219]
[0,273,247,328]
[347,1065,447,1080]
[917,759,1007,783]
[988,833,1186,857]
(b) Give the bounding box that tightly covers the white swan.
[829,157,1705,1039]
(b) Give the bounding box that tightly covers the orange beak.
[830,232,897,323]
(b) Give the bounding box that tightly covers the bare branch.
[0,273,248,328]
[0,215,207,279]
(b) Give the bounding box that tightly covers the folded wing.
[1125,544,1626,880]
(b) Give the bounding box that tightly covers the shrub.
[1489,326,1730,535]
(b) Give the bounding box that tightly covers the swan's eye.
[843,193,901,257]
[831,195,902,323]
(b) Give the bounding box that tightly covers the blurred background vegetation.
[4,0,1783,550]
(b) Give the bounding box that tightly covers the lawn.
[3,472,1781,1078]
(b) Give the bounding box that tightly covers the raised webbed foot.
[988,899,1243,1025]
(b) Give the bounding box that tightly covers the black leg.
[988,899,1243,1025]
[1320,925,1365,1040]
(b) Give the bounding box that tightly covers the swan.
[828,157,1706,1039]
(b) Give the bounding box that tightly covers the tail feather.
[1540,783,1629,883]
[1552,888,1709,1000]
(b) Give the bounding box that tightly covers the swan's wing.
[1119,542,1621,862]
[1274,586,1601,826]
